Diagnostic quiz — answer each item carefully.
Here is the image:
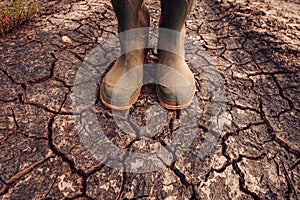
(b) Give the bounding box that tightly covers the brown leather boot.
[157,0,196,110]
[100,0,150,110]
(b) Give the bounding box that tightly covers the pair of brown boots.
[100,0,195,110]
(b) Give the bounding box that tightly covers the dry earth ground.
[0,0,299,199]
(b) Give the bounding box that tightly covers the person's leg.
[100,0,150,110]
[157,0,195,110]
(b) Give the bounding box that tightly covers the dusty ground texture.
[0,0,300,199]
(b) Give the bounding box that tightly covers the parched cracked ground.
[0,0,299,199]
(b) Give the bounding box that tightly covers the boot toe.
[100,72,142,110]
[156,83,195,110]
[100,81,141,110]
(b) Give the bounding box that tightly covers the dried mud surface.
[0,0,299,199]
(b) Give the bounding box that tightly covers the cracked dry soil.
[0,0,299,199]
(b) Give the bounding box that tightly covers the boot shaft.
[158,0,194,57]
[160,0,194,31]
[111,0,150,55]
[111,0,150,31]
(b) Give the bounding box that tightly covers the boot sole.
[156,85,196,110]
